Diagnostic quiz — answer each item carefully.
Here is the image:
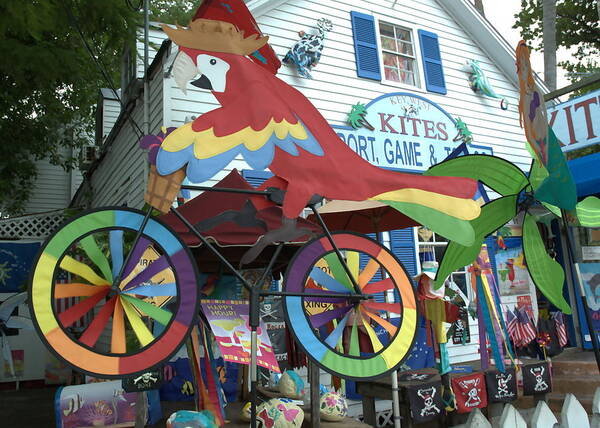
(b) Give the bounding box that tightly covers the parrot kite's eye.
[210,59,217,65]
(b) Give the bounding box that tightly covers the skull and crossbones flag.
[485,367,517,403]
[451,372,488,413]
[406,380,444,423]
[522,362,552,395]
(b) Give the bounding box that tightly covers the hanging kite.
[516,41,577,210]
[154,18,482,262]
[282,18,333,79]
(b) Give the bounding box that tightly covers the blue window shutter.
[418,29,447,95]
[390,228,417,279]
[359,233,386,302]
[241,169,273,188]
[350,11,381,80]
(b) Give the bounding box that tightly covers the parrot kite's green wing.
[425,155,528,196]
[433,195,518,288]
[522,213,571,314]
[576,196,600,227]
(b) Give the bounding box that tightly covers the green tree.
[0,0,197,216]
[515,0,600,87]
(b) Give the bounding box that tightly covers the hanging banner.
[522,362,552,395]
[261,297,289,371]
[332,93,492,172]
[406,380,445,423]
[451,372,488,413]
[200,299,280,372]
[494,240,531,296]
[451,309,471,345]
[0,241,41,292]
[577,263,600,337]
[485,368,517,403]
[548,87,600,152]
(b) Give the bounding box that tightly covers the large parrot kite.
[155,18,481,258]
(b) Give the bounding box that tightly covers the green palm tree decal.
[347,103,374,130]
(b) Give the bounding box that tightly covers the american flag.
[554,312,568,348]
[506,308,520,346]
[516,307,536,346]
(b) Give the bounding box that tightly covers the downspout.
[142,0,150,197]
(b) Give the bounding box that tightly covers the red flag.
[192,0,281,74]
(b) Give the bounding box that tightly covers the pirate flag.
[485,368,517,403]
[122,368,163,392]
[451,372,488,414]
[523,362,552,396]
[398,371,437,383]
[406,380,444,423]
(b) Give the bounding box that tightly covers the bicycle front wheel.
[29,207,199,378]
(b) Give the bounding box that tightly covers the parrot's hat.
[161,19,268,55]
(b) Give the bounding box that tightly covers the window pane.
[384,66,400,82]
[381,36,397,52]
[399,41,414,56]
[451,273,468,295]
[382,52,398,67]
[400,71,416,86]
[380,23,395,38]
[397,56,415,72]
[395,28,412,42]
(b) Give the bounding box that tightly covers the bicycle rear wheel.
[283,232,418,380]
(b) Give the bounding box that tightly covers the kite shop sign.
[333,92,492,172]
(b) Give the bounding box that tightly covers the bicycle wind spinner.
[29,16,483,383]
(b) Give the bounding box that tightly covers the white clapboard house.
[72,0,545,419]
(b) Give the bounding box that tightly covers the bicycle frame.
[145,184,371,427]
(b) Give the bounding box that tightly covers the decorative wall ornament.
[282,18,333,78]
[453,118,473,144]
[467,60,508,110]
[347,102,374,130]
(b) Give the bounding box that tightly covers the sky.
[480,0,571,88]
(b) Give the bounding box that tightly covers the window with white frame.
[417,227,471,298]
[379,21,419,87]
[350,11,447,94]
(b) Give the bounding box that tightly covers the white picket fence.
[450,387,600,428]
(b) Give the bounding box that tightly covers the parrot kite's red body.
[156,19,480,246]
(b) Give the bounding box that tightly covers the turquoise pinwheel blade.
[533,128,577,210]
[434,195,518,288]
[424,155,528,196]
[522,213,571,314]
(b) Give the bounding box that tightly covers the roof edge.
[437,0,549,93]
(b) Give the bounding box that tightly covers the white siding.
[101,97,122,143]
[88,54,164,209]
[24,146,77,214]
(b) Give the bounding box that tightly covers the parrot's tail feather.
[380,200,477,247]
[370,189,480,221]
[378,169,478,200]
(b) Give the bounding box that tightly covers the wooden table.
[224,401,370,428]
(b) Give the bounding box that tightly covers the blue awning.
[568,151,600,197]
